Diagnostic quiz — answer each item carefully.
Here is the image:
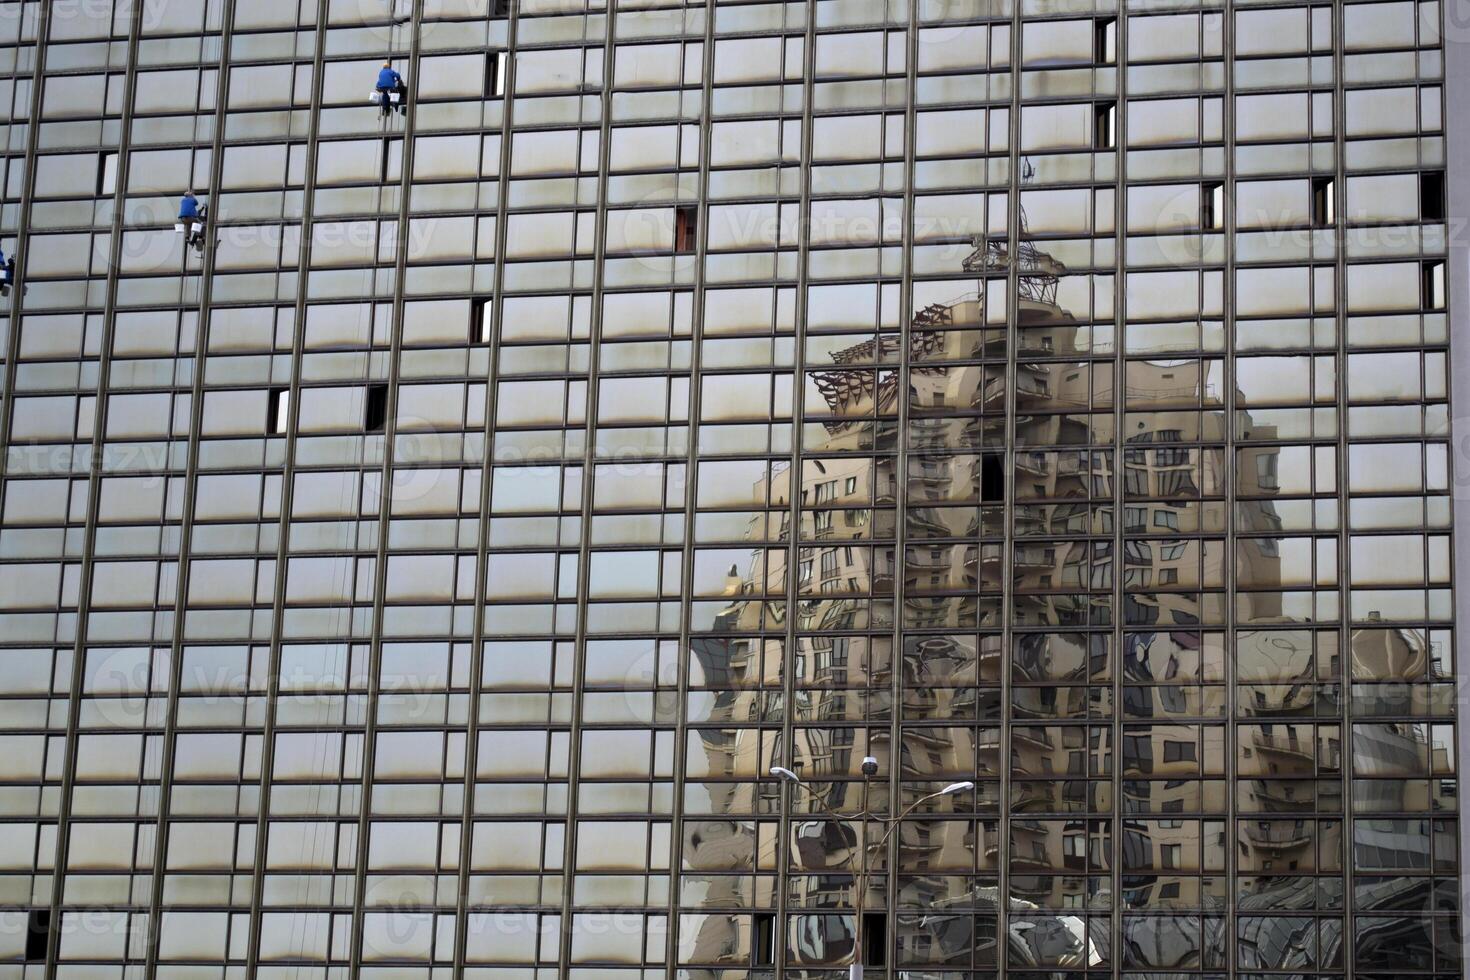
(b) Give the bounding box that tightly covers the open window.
[1421,170,1445,221]
[99,152,118,196]
[473,299,493,343]
[1202,181,1223,230]
[1311,176,1334,226]
[25,909,49,962]
[486,51,507,97]
[268,387,289,435]
[675,204,698,253]
[861,912,887,967]
[1094,103,1115,149]
[492,0,511,15]
[980,453,1004,502]
[1095,18,1117,64]
[365,383,389,433]
[752,912,775,967]
[1423,260,1445,310]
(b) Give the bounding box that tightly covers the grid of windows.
[0,0,1460,976]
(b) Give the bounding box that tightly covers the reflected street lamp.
[769,762,975,980]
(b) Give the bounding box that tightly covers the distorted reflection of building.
[677,202,1454,976]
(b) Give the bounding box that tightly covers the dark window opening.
[491,0,511,15]
[1094,18,1116,64]
[1202,181,1223,230]
[365,383,389,432]
[25,909,49,962]
[381,137,392,184]
[675,205,698,253]
[1421,170,1445,221]
[1094,103,1115,149]
[752,912,775,966]
[268,387,289,435]
[1423,260,1445,310]
[981,453,1005,502]
[862,912,887,967]
[486,51,506,97]
[1311,176,1334,226]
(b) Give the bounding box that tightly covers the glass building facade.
[0,0,1463,976]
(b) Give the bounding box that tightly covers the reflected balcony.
[1252,730,1314,762]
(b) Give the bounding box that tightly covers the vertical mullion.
[1443,0,1470,961]
[1221,2,1239,977]
[1331,0,1355,974]
[454,2,521,973]
[887,0,922,975]
[242,0,332,971]
[666,3,718,978]
[43,3,146,975]
[1111,10,1128,980]
[347,0,425,971]
[141,0,238,971]
[999,0,1024,972]
[773,7,819,980]
[555,1,620,974]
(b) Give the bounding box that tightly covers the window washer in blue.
[0,242,14,297]
[376,61,406,118]
[178,189,206,252]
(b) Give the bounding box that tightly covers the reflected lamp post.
[770,759,975,980]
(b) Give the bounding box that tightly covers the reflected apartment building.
[685,206,1454,974]
[0,1,1462,979]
